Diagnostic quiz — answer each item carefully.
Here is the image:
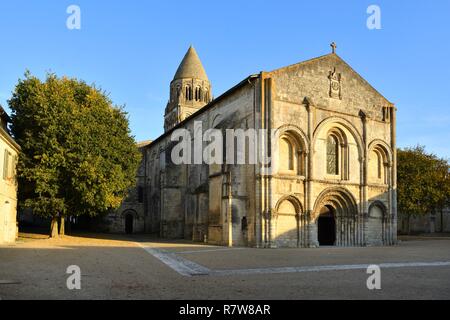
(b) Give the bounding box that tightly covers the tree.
[431,156,450,232]
[397,146,450,234]
[8,72,141,237]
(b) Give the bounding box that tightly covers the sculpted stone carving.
[328,67,342,99]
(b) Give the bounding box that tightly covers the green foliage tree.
[397,145,450,234]
[8,72,141,237]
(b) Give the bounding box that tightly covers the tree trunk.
[59,216,65,236]
[50,217,59,238]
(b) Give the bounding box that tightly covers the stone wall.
[116,79,260,245]
[266,53,396,247]
[107,52,397,248]
[398,208,450,234]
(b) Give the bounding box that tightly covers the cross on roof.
[330,42,337,54]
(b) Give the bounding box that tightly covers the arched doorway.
[368,202,386,245]
[317,206,336,246]
[274,196,304,247]
[276,199,298,245]
[125,214,133,234]
[313,187,359,247]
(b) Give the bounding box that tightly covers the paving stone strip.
[211,261,450,277]
[138,244,210,276]
[138,243,450,277]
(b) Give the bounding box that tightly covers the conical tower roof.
[173,46,209,81]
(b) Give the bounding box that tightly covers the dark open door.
[125,214,133,234]
[318,206,336,246]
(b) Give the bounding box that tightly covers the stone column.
[359,110,368,246]
[304,97,315,247]
[269,210,277,248]
[386,162,393,245]
[391,105,398,243]
[262,76,274,248]
[258,73,267,248]
[253,77,262,248]
[223,171,233,247]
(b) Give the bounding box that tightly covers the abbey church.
[103,44,397,248]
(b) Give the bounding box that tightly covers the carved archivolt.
[273,194,303,220]
[312,187,358,221]
[313,116,364,158]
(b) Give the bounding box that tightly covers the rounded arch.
[195,87,202,101]
[279,136,294,170]
[274,125,309,176]
[274,195,304,247]
[368,139,393,165]
[312,187,358,221]
[212,113,222,128]
[325,127,347,176]
[367,200,388,245]
[368,200,388,218]
[368,140,392,184]
[122,209,137,235]
[275,194,303,215]
[326,126,348,145]
[313,116,364,157]
[185,85,192,101]
[274,124,309,153]
[121,209,139,219]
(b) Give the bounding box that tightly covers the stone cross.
[330,42,337,54]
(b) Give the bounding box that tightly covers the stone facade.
[109,45,397,248]
[0,105,20,244]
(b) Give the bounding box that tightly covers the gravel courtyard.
[1,233,449,300]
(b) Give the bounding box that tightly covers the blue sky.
[0,0,449,158]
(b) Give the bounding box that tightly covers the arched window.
[185,86,192,100]
[280,137,294,171]
[376,151,382,179]
[369,146,389,184]
[279,133,305,175]
[326,135,339,175]
[194,87,199,101]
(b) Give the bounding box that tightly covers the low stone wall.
[398,208,450,234]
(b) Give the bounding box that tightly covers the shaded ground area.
[1,233,450,299]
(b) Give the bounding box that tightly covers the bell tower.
[164,46,212,131]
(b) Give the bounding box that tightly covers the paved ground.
[0,233,449,299]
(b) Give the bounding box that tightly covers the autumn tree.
[397,146,450,234]
[8,72,141,237]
